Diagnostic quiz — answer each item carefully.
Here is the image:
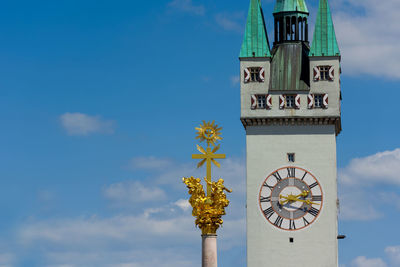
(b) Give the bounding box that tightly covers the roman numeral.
[303,217,310,226]
[272,172,282,181]
[301,171,308,180]
[263,207,275,219]
[309,182,318,189]
[312,195,322,201]
[274,216,283,227]
[308,207,320,217]
[260,196,271,203]
[289,220,296,230]
[263,182,274,190]
[287,167,295,178]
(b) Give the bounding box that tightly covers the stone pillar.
[202,234,217,267]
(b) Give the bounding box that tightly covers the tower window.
[314,94,324,108]
[257,95,266,109]
[249,67,261,82]
[285,95,296,108]
[287,153,295,162]
[319,66,330,81]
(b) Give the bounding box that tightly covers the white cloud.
[167,0,205,16]
[17,205,244,266]
[0,252,15,266]
[385,245,400,266]
[339,148,400,186]
[42,249,196,267]
[128,156,172,170]
[338,148,400,221]
[215,12,244,33]
[378,192,400,211]
[174,199,190,211]
[351,256,387,267]
[332,0,400,79]
[103,181,167,205]
[15,156,246,266]
[339,190,382,221]
[60,112,115,136]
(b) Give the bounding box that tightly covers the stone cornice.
[240,116,342,135]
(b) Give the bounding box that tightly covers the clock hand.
[295,190,310,198]
[292,198,320,205]
[279,194,319,205]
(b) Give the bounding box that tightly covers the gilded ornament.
[183,121,231,235]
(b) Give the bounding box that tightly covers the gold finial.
[183,121,231,235]
[195,120,222,147]
[192,122,226,196]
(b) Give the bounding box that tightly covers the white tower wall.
[246,125,338,267]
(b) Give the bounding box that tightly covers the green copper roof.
[273,0,309,14]
[309,0,340,56]
[240,0,271,58]
[270,43,310,91]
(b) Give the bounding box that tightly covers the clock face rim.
[258,166,324,231]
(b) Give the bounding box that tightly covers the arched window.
[279,17,284,42]
[292,16,297,40]
[286,17,291,41]
[276,19,280,43]
[299,19,302,41]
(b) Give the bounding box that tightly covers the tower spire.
[240,0,271,58]
[309,0,340,57]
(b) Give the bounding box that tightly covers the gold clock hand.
[295,190,310,198]
[293,198,320,205]
[279,193,319,205]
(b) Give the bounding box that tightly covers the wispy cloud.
[343,245,400,267]
[103,181,167,205]
[60,112,115,136]
[167,0,205,16]
[18,212,198,266]
[339,148,400,186]
[339,190,383,221]
[332,0,400,79]
[338,148,400,221]
[174,199,190,211]
[16,155,246,266]
[215,12,244,33]
[351,256,387,267]
[230,75,240,86]
[17,203,244,266]
[385,246,400,266]
[0,252,15,266]
[128,156,173,170]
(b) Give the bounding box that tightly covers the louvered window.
[285,95,296,108]
[319,66,330,81]
[257,95,266,109]
[249,67,261,82]
[314,94,324,108]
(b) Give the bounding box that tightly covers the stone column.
[202,234,217,267]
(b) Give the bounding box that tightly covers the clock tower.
[240,0,341,266]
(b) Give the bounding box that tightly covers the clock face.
[259,166,323,231]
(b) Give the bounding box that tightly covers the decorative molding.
[240,117,342,135]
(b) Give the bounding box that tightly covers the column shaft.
[202,234,217,267]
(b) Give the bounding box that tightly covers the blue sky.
[0,0,399,266]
